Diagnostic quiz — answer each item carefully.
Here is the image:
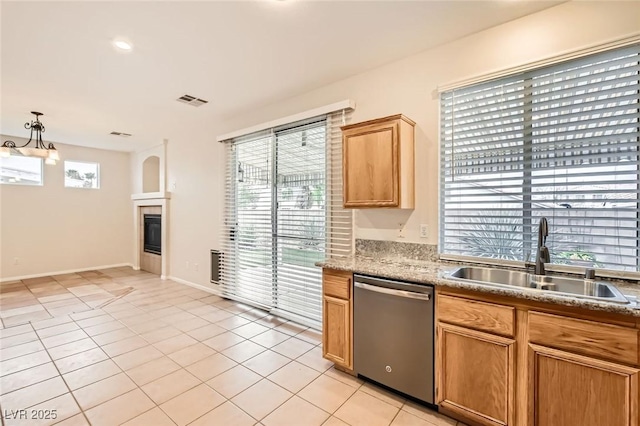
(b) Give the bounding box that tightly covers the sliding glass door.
[225,120,327,324]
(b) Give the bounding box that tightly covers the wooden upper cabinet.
[341,114,415,208]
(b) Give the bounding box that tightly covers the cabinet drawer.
[323,269,352,300]
[438,294,515,337]
[528,311,639,365]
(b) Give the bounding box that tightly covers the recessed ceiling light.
[113,39,133,52]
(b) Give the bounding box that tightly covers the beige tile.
[1,350,51,376]
[298,375,357,413]
[84,388,155,426]
[141,368,201,404]
[160,383,225,426]
[296,329,323,345]
[401,401,457,425]
[101,335,148,357]
[31,315,73,330]
[15,393,81,426]
[200,309,235,323]
[324,367,364,388]
[63,359,121,390]
[263,395,330,426]
[0,324,33,338]
[222,340,266,363]
[0,376,68,411]
[0,339,45,361]
[3,310,52,327]
[48,338,97,360]
[126,319,163,334]
[216,315,251,330]
[296,347,333,372]
[112,345,163,370]
[125,356,181,386]
[231,379,292,420]
[392,410,440,426]
[202,331,245,351]
[334,390,400,426]
[172,316,210,332]
[243,350,290,376]
[272,337,314,359]
[187,323,227,341]
[322,416,350,426]
[122,407,175,426]
[268,361,321,393]
[0,331,38,349]
[72,372,137,410]
[92,327,136,346]
[54,348,108,374]
[154,333,198,355]
[186,353,237,381]
[360,382,406,408]
[0,362,59,395]
[82,320,126,337]
[168,342,216,367]
[251,329,291,348]
[206,365,262,399]
[189,401,256,426]
[255,314,288,329]
[0,303,45,319]
[140,326,182,344]
[273,322,307,336]
[35,322,80,339]
[41,330,88,349]
[53,413,90,426]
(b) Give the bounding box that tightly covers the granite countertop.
[317,255,640,318]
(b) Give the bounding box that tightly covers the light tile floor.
[0,267,465,426]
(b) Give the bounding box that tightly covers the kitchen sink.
[447,266,629,304]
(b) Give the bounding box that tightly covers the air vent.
[110,131,132,137]
[177,94,208,107]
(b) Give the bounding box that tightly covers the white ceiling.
[1,1,562,152]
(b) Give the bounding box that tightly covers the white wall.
[0,139,132,280]
[215,1,640,244]
[165,1,640,287]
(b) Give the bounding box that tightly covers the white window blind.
[440,44,640,272]
[220,110,353,328]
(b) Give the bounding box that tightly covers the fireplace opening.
[144,214,161,255]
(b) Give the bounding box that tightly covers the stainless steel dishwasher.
[354,274,434,404]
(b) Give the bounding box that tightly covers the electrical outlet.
[13,257,19,265]
[420,224,429,238]
[194,263,199,272]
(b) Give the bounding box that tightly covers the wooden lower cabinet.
[322,295,351,369]
[529,343,639,426]
[437,322,515,426]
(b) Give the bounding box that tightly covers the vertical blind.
[440,44,640,272]
[220,110,353,327]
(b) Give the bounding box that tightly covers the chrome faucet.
[535,217,550,275]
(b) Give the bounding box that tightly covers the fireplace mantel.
[131,191,172,201]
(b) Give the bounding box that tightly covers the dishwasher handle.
[355,282,431,301]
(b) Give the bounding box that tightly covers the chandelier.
[1,112,60,165]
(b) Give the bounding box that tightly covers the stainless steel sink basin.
[447,266,629,304]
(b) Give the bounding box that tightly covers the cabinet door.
[343,121,399,207]
[529,343,639,426]
[322,295,351,369]
[437,323,515,426]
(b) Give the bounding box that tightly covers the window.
[65,161,99,188]
[440,44,640,272]
[221,110,353,327]
[0,156,43,186]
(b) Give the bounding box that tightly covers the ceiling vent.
[177,94,208,107]
[110,131,132,137]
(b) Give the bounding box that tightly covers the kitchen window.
[440,44,640,272]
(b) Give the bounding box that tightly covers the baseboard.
[0,263,134,283]
[167,275,224,297]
